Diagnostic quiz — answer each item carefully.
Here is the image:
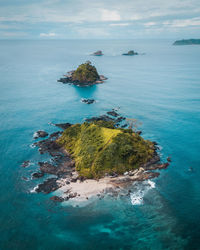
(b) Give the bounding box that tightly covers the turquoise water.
[0,39,200,249]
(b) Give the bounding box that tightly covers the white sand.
[57,177,114,201]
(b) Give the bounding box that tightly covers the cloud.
[39,32,56,37]
[101,9,121,21]
[144,22,156,27]
[163,17,200,27]
[0,31,27,37]
[109,22,131,26]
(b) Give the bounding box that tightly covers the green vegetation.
[71,61,99,84]
[57,121,155,179]
[173,39,200,45]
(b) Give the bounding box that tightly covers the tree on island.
[72,61,100,83]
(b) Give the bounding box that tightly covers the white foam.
[30,185,38,193]
[33,132,38,139]
[130,180,156,206]
[147,179,156,188]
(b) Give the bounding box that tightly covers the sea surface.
[0,39,200,249]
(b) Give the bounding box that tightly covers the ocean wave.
[130,180,156,206]
[30,185,38,193]
[29,143,36,148]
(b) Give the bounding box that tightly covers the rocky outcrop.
[92,50,103,56]
[57,62,107,86]
[54,123,71,130]
[122,50,138,56]
[39,160,75,176]
[34,138,61,155]
[107,110,119,117]
[33,130,48,139]
[36,178,60,194]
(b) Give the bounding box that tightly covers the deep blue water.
[0,39,200,249]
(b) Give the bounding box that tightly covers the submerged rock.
[81,98,95,104]
[50,196,64,202]
[21,160,30,168]
[32,172,44,178]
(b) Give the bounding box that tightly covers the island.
[25,111,170,203]
[122,50,138,56]
[173,39,200,45]
[57,61,107,86]
[92,50,103,56]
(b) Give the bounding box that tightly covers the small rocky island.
[173,39,200,45]
[58,61,107,86]
[122,50,138,56]
[92,50,103,56]
[24,111,170,203]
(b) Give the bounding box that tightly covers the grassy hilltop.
[71,62,99,83]
[57,121,155,179]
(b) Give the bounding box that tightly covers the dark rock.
[32,172,44,178]
[34,138,61,154]
[167,157,171,162]
[145,162,169,171]
[99,75,107,81]
[54,123,72,130]
[36,178,60,194]
[50,196,64,202]
[122,50,138,56]
[81,98,95,104]
[92,50,103,56]
[121,124,128,128]
[142,155,160,169]
[107,110,119,117]
[39,160,75,176]
[39,162,58,175]
[136,131,142,135]
[78,176,85,182]
[49,131,62,139]
[34,130,48,139]
[21,160,30,168]
[85,115,114,123]
[116,116,126,123]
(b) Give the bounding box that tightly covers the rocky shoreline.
[58,74,107,86]
[24,111,170,204]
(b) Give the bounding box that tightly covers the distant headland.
[173,39,200,45]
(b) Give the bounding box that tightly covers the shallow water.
[0,39,200,249]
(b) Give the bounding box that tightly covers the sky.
[0,0,200,39]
